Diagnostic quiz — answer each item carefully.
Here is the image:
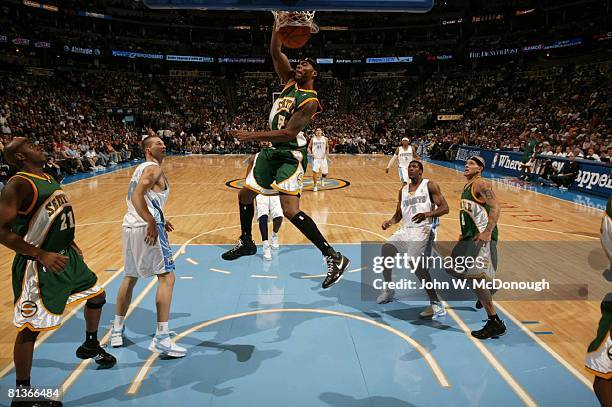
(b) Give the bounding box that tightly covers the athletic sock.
[85,331,98,347]
[16,378,30,387]
[113,315,125,331]
[258,215,269,241]
[239,202,254,240]
[289,211,335,257]
[156,322,169,336]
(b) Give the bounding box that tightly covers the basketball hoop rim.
[272,10,319,34]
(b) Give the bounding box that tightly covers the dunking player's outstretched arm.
[131,165,168,246]
[0,177,67,272]
[232,100,319,143]
[412,181,449,223]
[385,147,399,174]
[270,25,293,83]
[473,179,500,242]
[382,188,403,230]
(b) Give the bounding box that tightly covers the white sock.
[114,316,125,331]
[156,321,169,335]
[271,232,277,238]
[263,239,269,246]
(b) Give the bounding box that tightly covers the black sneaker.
[471,319,506,340]
[475,300,483,309]
[322,252,350,289]
[11,398,62,406]
[76,342,117,369]
[221,237,257,261]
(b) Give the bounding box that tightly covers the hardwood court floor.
[0,154,605,385]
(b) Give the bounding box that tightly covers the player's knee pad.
[258,215,269,224]
[86,295,106,309]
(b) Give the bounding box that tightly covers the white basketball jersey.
[398,146,414,168]
[123,161,170,228]
[401,179,435,229]
[312,136,327,159]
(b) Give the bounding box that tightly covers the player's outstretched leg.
[280,194,350,288]
[112,276,138,347]
[75,291,117,368]
[222,187,258,260]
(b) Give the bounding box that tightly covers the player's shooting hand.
[381,220,393,230]
[473,230,492,242]
[165,221,174,233]
[411,212,428,223]
[38,251,68,273]
[145,220,158,246]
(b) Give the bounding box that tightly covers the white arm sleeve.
[387,154,397,169]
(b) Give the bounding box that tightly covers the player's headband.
[469,156,485,168]
[303,57,319,74]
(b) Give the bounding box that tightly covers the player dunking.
[0,138,116,407]
[448,156,506,339]
[378,161,450,319]
[386,137,420,184]
[246,146,283,260]
[222,25,350,288]
[111,136,186,358]
[308,128,329,192]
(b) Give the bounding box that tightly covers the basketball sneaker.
[376,289,395,304]
[76,342,117,368]
[419,302,446,319]
[271,233,279,250]
[110,325,124,348]
[313,185,318,192]
[471,318,506,339]
[263,241,272,261]
[221,237,257,260]
[149,333,187,358]
[322,252,350,289]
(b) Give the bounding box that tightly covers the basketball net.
[272,11,319,34]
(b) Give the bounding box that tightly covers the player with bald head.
[0,137,116,406]
[112,135,186,358]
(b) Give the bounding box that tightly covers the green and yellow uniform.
[246,79,322,195]
[452,177,498,279]
[11,172,101,331]
[585,298,611,379]
[585,197,611,378]
[522,137,538,163]
[460,177,498,241]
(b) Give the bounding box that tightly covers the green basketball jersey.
[460,177,499,241]
[269,80,322,150]
[10,172,75,253]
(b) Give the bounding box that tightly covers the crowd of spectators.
[0,60,609,189]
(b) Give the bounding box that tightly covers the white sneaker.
[149,333,187,358]
[110,326,124,348]
[271,234,279,250]
[377,289,395,304]
[313,185,318,192]
[263,241,272,261]
[420,302,446,319]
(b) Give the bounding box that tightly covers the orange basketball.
[277,25,312,49]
